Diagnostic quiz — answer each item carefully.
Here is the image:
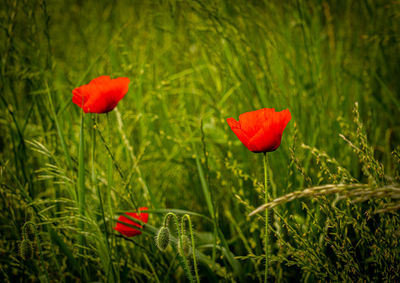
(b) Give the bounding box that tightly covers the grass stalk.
[191,132,240,276]
[191,138,217,263]
[144,253,160,283]
[45,82,72,170]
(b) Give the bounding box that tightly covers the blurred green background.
[1,0,399,281]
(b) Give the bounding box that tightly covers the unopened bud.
[23,222,36,242]
[19,240,34,260]
[156,226,170,252]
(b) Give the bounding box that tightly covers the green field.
[1,0,400,281]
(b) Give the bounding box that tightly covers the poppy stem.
[106,113,115,227]
[93,118,139,211]
[92,115,116,281]
[164,212,195,283]
[263,152,269,283]
[182,214,200,283]
[78,109,86,258]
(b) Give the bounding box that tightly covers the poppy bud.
[19,239,34,260]
[178,235,191,257]
[23,222,36,242]
[155,226,170,252]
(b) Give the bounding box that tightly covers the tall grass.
[1,0,399,281]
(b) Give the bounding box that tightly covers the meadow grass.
[1,0,399,281]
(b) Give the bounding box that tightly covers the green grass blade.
[46,82,73,170]
[192,143,214,219]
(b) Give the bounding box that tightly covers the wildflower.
[113,207,148,237]
[72,76,130,113]
[227,108,291,153]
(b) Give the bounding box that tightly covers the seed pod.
[178,235,191,257]
[23,222,36,242]
[19,239,34,260]
[155,226,170,252]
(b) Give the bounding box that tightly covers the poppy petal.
[113,207,148,238]
[227,117,252,150]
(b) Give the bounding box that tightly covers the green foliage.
[1,0,399,281]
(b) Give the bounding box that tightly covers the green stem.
[105,113,118,282]
[264,152,269,283]
[78,109,85,258]
[106,113,115,237]
[164,213,194,283]
[92,116,116,282]
[93,119,137,210]
[94,120,124,180]
[182,215,200,283]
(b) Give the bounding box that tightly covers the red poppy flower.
[72,76,130,113]
[113,207,148,237]
[227,108,291,153]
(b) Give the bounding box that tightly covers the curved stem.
[163,212,172,227]
[182,214,200,283]
[264,152,269,283]
[164,212,194,283]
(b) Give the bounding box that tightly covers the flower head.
[227,108,291,153]
[72,76,130,113]
[113,207,148,237]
